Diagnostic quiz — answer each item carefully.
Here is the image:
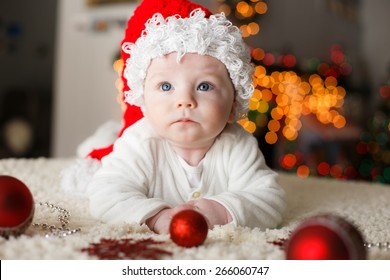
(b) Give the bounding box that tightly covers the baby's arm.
[87,127,171,225]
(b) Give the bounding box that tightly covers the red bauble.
[169,210,208,247]
[0,175,35,238]
[285,214,366,260]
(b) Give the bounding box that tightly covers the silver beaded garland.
[33,202,81,238]
[364,242,390,250]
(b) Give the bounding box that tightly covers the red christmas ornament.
[169,209,208,247]
[285,214,366,260]
[0,175,35,238]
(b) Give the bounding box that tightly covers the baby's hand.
[171,199,232,229]
[146,205,197,234]
[145,208,172,234]
[192,199,232,228]
[170,201,198,216]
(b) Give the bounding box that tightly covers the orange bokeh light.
[252,48,266,61]
[281,154,297,169]
[265,131,278,144]
[297,165,310,178]
[255,1,268,14]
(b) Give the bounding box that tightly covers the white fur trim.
[122,9,254,121]
[60,158,101,197]
[77,121,121,158]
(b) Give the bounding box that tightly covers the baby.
[87,1,285,234]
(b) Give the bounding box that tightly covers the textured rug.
[0,158,389,260]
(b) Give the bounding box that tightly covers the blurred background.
[0,0,389,184]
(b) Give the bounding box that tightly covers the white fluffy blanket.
[1,158,389,260]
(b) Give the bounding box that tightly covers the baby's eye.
[197,82,213,91]
[160,82,172,91]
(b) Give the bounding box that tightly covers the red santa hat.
[88,0,254,160]
[88,0,212,160]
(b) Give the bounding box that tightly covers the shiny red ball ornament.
[0,175,35,238]
[169,210,208,247]
[285,214,366,260]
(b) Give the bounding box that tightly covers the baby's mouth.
[174,118,197,124]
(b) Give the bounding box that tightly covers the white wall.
[52,0,136,157]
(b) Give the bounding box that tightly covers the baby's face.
[143,52,235,150]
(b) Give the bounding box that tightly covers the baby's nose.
[176,92,197,109]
